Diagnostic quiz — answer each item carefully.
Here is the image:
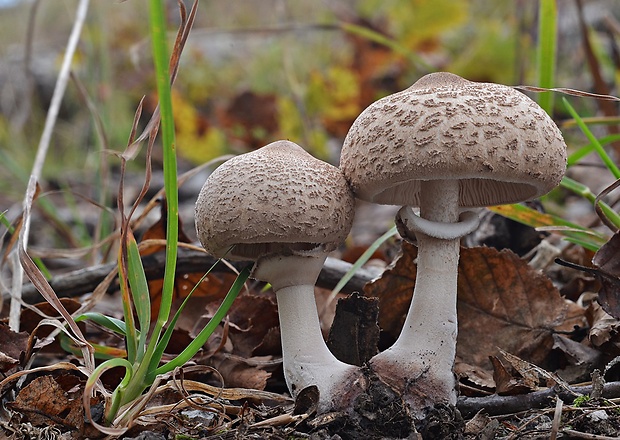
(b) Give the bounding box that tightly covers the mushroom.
[340,72,567,415]
[195,140,361,411]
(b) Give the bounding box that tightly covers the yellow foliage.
[307,66,361,124]
[358,0,468,48]
[172,90,228,164]
[276,95,330,160]
[277,96,304,141]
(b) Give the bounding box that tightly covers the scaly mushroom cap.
[340,72,567,207]
[195,140,355,261]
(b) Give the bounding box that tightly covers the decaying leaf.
[8,374,102,438]
[365,243,586,376]
[587,302,620,353]
[490,354,538,396]
[551,333,603,383]
[186,293,280,390]
[363,243,420,340]
[0,322,29,373]
[226,294,280,358]
[491,349,574,397]
[592,232,620,319]
[19,298,82,355]
[454,359,495,392]
[457,247,585,370]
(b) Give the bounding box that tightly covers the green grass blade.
[567,134,620,166]
[60,332,127,360]
[75,312,128,335]
[125,232,150,358]
[536,0,557,114]
[560,176,620,229]
[148,0,179,332]
[153,265,251,377]
[117,254,138,364]
[148,258,222,373]
[328,226,397,303]
[489,204,608,251]
[563,98,620,179]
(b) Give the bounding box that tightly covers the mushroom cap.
[195,140,355,261]
[340,72,567,207]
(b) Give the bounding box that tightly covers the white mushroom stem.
[253,252,361,411]
[371,179,479,410]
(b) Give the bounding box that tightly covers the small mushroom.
[195,140,361,411]
[340,72,567,415]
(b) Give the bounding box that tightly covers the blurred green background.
[0,0,619,206]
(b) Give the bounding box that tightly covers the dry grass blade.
[18,248,95,371]
[0,362,86,396]
[119,96,145,161]
[515,85,620,102]
[550,397,563,440]
[23,188,118,259]
[129,155,234,230]
[162,379,293,403]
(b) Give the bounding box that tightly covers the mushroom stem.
[371,179,468,412]
[253,252,361,411]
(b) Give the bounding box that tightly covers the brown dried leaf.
[587,302,620,353]
[20,298,83,357]
[592,232,620,319]
[490,355,537,396]
[454,360,495,391]
[363,243,419,339]
[365,243,586,372]
[9,374,95,435]
[208,353,272,390]
[0,322,29,372]
[457,247,585,370]
[226,294,280,358]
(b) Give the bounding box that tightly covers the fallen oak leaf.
[592,232,620,319]
[457,247,585,371]
[0,322,29,373]
[490,354,538,396]
[493,349,576,397]
[7,373,104,438]
[365,243,586,374]
[556,231,620,319]
[586,302,620,353]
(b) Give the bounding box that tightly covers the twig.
[17,251,381,304]
[10,0,91,331]
[457,382,620,418]
[562,429,620,440]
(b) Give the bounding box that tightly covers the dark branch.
[457,381,620,418]
[18,249,380,304]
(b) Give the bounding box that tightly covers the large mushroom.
[340,72,567,415]
[195,140,361,411]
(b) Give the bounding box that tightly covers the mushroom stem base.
[255,253,363,412]
[370,179,468,416]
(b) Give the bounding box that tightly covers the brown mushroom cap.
[195,140,355,261]
[340,72,567,207]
